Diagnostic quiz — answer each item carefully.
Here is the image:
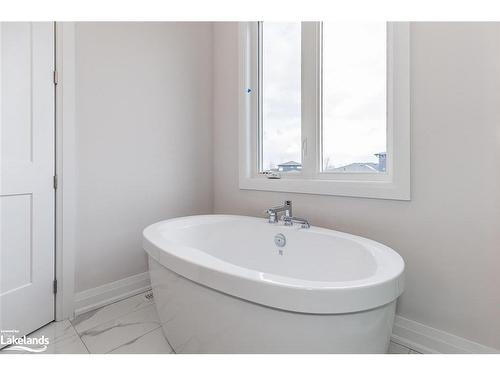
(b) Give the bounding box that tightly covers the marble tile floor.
[388,341,421,354]
[1,291,173,354]
[1,290,420,354]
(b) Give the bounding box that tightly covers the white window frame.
[238,21,410,200]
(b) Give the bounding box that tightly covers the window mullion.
[300,22,321,179]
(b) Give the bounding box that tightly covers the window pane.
[322,22,387,173]
[261,22,302,173]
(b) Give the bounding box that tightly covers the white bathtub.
[143,215,405,353]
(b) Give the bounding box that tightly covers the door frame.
[54,21,76,321]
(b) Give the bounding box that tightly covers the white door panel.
[0,22,55,342]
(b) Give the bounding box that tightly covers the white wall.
[213,22,500,350]
[75,22,213,292]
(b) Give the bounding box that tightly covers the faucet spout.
[282,216,310,229]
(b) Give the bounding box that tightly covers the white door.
[0,22,55,342]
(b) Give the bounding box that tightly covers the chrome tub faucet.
[266,200,292,223]
[266,200,310,228]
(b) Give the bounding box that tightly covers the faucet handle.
[284,200,292,217]
[266,209,278,223]
[282,215,292,226]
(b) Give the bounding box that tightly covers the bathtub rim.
[143,214,405,314]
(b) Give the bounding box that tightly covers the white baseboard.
[391,315,499,354]
[74,272,151,317]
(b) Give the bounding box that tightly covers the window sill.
[239,176,410,200]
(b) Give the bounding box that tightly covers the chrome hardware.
[266,201,310,228]
[266,200,292,223]
[282,216,310,229]
[274,233,286,247]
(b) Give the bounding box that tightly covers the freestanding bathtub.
[143,215,405,353]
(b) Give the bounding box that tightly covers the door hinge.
[53,70,58,85]
[53,279,58,294]
[53,175,58,190]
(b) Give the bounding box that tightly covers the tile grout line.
[389,340,418,354]
[162,329,176,354]
[104,328,157,354]
[68,319,91,354]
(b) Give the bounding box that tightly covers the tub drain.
[274,233,286,247]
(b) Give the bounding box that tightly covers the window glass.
[322,22,387,173]
[261,22,302,173]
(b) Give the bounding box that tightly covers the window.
[239,22,410,200]
[322,22,387,173]
[261,22,302,173]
